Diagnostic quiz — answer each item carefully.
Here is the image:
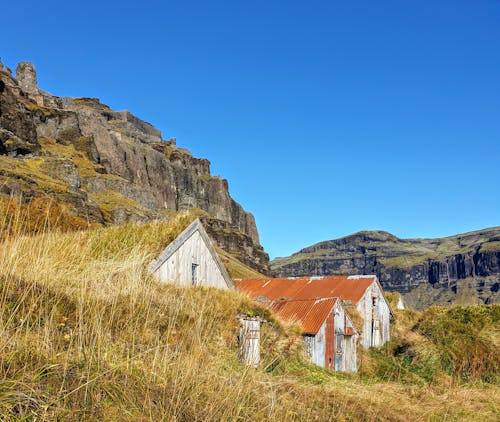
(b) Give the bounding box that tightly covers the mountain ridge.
[271,227,500,309]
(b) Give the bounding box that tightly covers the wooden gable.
[148,219,234,289]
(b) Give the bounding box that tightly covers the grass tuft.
[0,213,498,420]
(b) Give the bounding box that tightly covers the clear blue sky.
[2,1,499,258]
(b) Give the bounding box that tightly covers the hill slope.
[0,214,498,420]
[271,228,500,309]
[0,61,269,274]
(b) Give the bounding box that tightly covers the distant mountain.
[271,228,500,309]
[0,61,269,274]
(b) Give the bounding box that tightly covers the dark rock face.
[202,217,270,275]
[271,229,500,309]
[0,71,39,156]
[16,62,38,95]
[0,62,267,273]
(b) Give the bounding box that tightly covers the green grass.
[272,228,500,271]
[39,137,123,180]
[217,247,266,279]
[88,190,150,222]
[0,155,70,193]
[481,241,500,252]
[361,305,500,386]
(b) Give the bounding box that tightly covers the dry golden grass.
[0,211,498,420]
[217,247,266,279]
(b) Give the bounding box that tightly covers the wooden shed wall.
[343,313,358,373]
[356,282,391,348]
[333,301,358,373]
[303,305,358,373]
[304,324,326,368]
[153,230,229,289]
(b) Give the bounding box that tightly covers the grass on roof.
[0,211,498,420]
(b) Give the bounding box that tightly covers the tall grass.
[0,210,498,420]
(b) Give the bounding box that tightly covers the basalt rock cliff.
[0,61,269,274]
[271,228,500,309]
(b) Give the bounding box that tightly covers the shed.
[236,275,392,349]
[270,297,358,372]
[148,219,234,289]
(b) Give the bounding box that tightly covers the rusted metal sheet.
[268,298,338,334]
[236,275,392,350]
[236,276,376,304]
[234,277,379,372]
[325,312,335,370]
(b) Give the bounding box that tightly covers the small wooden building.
[236,280,358,372]
[272,297,357,372]
[148,219,234,289]
[343,275,392,348]
[236,275,392,350]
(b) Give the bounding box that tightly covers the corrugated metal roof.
[267,298,338,334]
[235,275,376,304]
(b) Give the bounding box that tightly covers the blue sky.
[2,1,499,258]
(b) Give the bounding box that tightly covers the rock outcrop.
[271,228,500,309]
[0,61,268,274]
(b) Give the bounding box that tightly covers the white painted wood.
[304,301,357,372]
[356,281,391,348]
[149,219,234,289]
[333,301,358,373]
[308,323,326,368]
[239,318,261,367]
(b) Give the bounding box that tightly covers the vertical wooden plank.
[238,316,261,367]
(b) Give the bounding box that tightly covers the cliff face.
[0,62,269,274]
[271,229,500,309]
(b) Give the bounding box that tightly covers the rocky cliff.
[271,228,500,309]
[0,61,269,274]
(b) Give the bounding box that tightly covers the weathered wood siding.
[305,324,326,368]
[356,281,391,348]
[333,302,344,371]
[239,318,261,367]
[333,301,358,373]
[343,312,358,373]
[343,333,357,373]
[304,304,358,373]
[325,312,335,370]
[153,230,229,289]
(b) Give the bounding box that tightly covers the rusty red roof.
[236,275,377,305]
[267,298,338,334]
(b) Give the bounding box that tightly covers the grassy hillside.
[362,294,499,386]
[0,214,498,420]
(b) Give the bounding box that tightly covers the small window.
[336,332,343,353]
[191,263,199,285]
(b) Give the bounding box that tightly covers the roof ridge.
[268,297,339,303]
